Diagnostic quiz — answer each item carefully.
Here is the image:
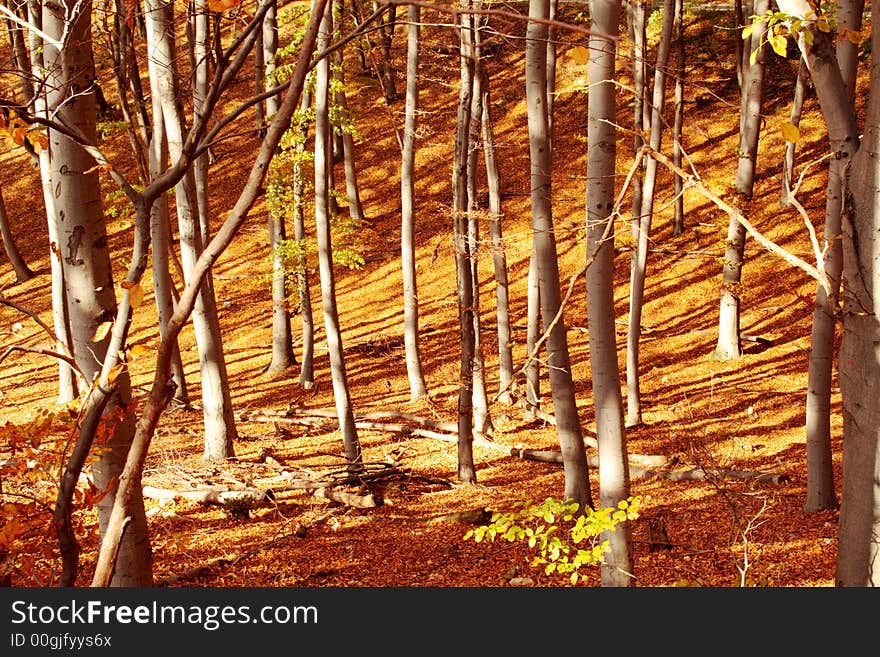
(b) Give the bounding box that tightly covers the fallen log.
[142,485,272,507]
[315,487,381,508]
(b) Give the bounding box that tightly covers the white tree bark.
[43,0,152,585]
[400,2,428,401]
[315,1,362,468]
[587,0,633,587]
[526,0,590,506]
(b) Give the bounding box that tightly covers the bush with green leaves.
[465,495,642,585]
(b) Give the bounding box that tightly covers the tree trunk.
[626,0,675,428]
[0,188,35,283]
[466,9,493,436]
[27,0,77,402]
[526,0,591,507]
[714,0,770,361]
[400,2,428,401]
[146,0,238,460]
[525,250,541,419]
[315,2,362,469]
[263,0,294,375]
[293,88,316,389]
[372,1,398,103]
[3,0,33,102]
[481,68,514,405]
[332,0,366,223]
[629,0,647,225]
[803,0,864,515]
[110,0,150,184]
[91,0,330,585]
[671,0,686,236]
[43,0,152,585]
[780,58,808,207]
[147,87,190,408]
[836,43,877,585]
[453,0,477,483]
[587,0,633,587]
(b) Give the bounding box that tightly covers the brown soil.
[0,6,859,587]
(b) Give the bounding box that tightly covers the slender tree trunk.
[526,0,590,507]
[803,0,864,514]
[400,2,428,401]
[332,0,366,223]
[626,0,674,428]
[780,58,808,207]
[147,0,237,460]
[315,2,362,469]
[734,0,745,88]
[372,1,398,103]
[525,249,541,419]
[43,0,152,585]
[28,0,77,403]
[466,9,493,436]
[629,0,647,224]
[587,0,633,587]
[481,68,514,405]
[293,87,316,389]
[0,188,35,283]
[264,0,294,375]
[714,0,770,361]
[453,0,477,483]
[91,0,329,585]
[254,9,265,134]
[671,0,686,235]
[3,0,33,103]
[147,89,190,408]
[111,0,150,184]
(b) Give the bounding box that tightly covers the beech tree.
[625,0,674,427]
[587,0,633,586]
[452,0,477,483]
[802,0,863,513]
[42,0,152,585]
[0,188,34,283]
[92,0,330,584]
[525,0,590,506]
[314,0,362,469]
[714,0,771,360]
[145,0,238,460]
[400,1,428,401]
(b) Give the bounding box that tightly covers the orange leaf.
[92,321,113,343]
[207,0,238,11]
[106,363,124,386]
[128,282,144,309]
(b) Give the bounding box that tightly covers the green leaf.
[741,23,755,40]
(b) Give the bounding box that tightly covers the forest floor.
[0,5,863,587]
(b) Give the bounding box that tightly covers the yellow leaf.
[106,363,124,385]
[127,282,144,309]
[128,344,151,360]
[780,121,801,143]
[92,321,113,342]
[816,17,830,33]
[768,33,788,57]
[846,29,861,45]
[567,46,590,65]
